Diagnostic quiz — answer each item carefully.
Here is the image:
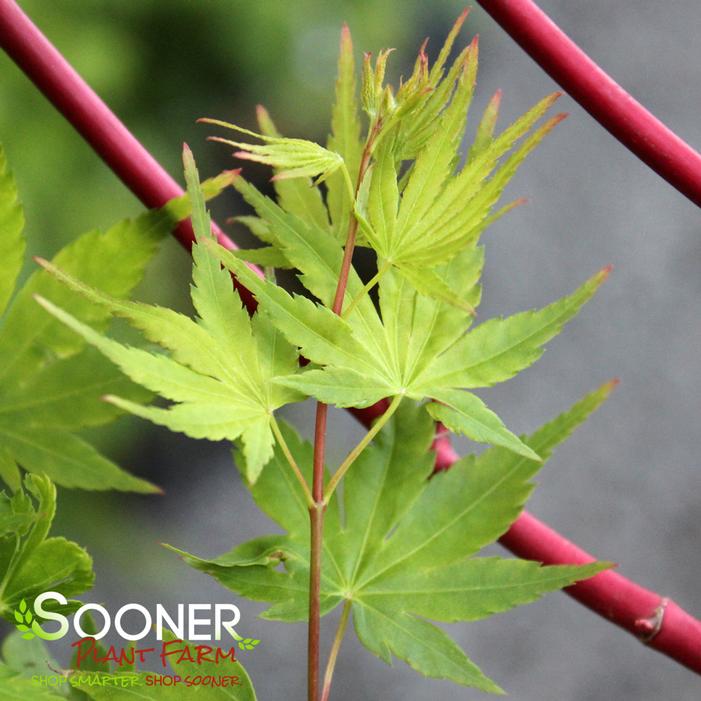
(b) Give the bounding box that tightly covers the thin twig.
[270,417,315,508]
[320,600,352,701]
[324,394,402,503]
[342,260,392,319]
[307,118,383,701]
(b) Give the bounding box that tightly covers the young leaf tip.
[600,263,614,280]
[603,377,621,393]
[544,91,564,109]
[208,135,234,147]
[568,561,617,585]
[508,196,528,211]
[543,113,569,133]
[449,7,470,38]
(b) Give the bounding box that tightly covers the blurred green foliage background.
[1,0,468,257]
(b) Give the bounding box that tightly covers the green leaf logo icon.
[12,598,57,641]
[229,629,261,651]
[238,638,261,652]
[13,599,36,640]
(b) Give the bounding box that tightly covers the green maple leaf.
[198,16,604,462]
[37,148,303,483]
[257,106,331,232]
[335,15,563,309]
[211,210,606,461]
[202,118,345,184]
[0,473,93,623]
[355,88,562,306]
[173,385,614,692]
[392,10,474,158]
[0,627,60,684]
[0,144,232,492]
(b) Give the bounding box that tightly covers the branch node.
[634,597,669,644]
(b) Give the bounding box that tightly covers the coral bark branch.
[0,0,262,310]
[500,512,701,674]
[476,0,701,207]
[2,0,700,676]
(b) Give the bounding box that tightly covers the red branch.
[2,0,700,675]
[357,406,701,673]
[0,0,263,309]
[476,0,701,207]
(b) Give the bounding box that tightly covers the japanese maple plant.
[1,11,639,701]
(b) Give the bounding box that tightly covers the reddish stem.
[476,0,701,207]
[307,126,378,701]
[2,0,700,676]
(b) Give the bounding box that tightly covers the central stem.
[307,124,380,701]
[307,402,328,701]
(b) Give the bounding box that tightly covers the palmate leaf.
[225,176,393,372]
[393,9,473,159]
[0,347,154,492]
[175,388,613,691]
[212,235,605,458]
[347,14,560,305]
[358,91,563,297]
[399,96,563,270]
[202,118,345,184]
[0,474,93,622]
[412,266,612,393]
[0,147,230,492]
[37,150,303,483]
[0,169,234,390]
[256,106,330,232]
[1,629,59,680]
